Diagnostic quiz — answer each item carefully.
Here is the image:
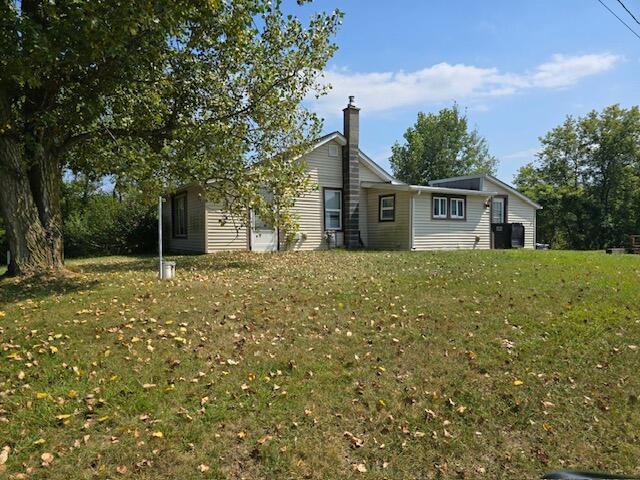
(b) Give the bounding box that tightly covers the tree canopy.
[0,0,341,275]
[515,104,640,249]
[389,105,497,185]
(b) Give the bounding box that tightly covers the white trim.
[312,131,347,148]
[379,195,395,221]
[357,150,400,184]
[303,131,400,184]
[432,196,448,219]
[483,175,542,209]
[429,174,542,209]
[361,181,498,197]
[450,198,465,219]
[323,188,342,231]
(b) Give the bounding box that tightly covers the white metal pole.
[158,196,163,279]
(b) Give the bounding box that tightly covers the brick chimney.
[342,96,360,248]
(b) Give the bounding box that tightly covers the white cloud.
[311,53,621,116]
[502,147,540,161]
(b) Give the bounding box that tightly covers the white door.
[250,210,277,252]
[491,197,506,224]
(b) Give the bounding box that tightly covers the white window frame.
[323,188,342,231]
[450,197,465,219]
[379,194,395,222]
[433,196,448,219]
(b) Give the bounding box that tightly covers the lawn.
[1,250,639,479]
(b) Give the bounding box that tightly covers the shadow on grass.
[0,254,262,306]
[71,254,260,275]
[0,274,99,307]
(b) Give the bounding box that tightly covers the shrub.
[63,195,157,258]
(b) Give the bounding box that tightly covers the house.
[164,97,541,253]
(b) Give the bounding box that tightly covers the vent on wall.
[328,144,339,157]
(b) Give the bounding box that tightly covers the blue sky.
[296,0,640,183]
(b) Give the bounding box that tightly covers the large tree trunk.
[0,136,63,276]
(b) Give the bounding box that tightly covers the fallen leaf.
[0,446,9,465]
[41,452,54,466]
[198,464,210,473]
[151,431,164,438]
[353,463,367,473]
[513,379,524,386]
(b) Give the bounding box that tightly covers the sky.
[294,0,640,183]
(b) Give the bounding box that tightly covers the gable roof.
[308,131,400,184]
[429,174,542,209]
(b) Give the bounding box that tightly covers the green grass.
[1,250,639,479]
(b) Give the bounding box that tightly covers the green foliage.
[390,104,497,184]
[515,105,640,249]
[1,0,342,270]
[63,196,157,258]
[61,175,157,258]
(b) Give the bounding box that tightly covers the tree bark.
[0,136,61,276]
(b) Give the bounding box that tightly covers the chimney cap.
[347,95,356,107]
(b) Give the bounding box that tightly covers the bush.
[64,195,157,258]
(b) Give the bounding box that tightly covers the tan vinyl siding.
[366,189,410,250]
[205,203,247,252]
[288,140,344,250]
[166,186,206,253]
[413,194,491,250]
[359,161,382,182]
[483,178,537,248]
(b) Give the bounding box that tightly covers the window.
[328,144,339,157]
[450,197,465,219]
[323,188,342,230]
[492,197,506,223]
[172,193,187,237]
[433,196,447,219]
[379,194,395,222]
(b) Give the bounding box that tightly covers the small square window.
[379,194,395,222]
[328,144,339,157]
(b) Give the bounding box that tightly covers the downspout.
[410,190,420,251]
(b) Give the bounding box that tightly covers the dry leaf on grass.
[41,452,54,466]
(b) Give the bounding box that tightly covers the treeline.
[1,176,157,266]
[515,104,640,250]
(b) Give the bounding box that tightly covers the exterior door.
[491,197,506,224]
[250,210,277,252]
[491,196,508,249]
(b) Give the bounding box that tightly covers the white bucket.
[161,261,176,279]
